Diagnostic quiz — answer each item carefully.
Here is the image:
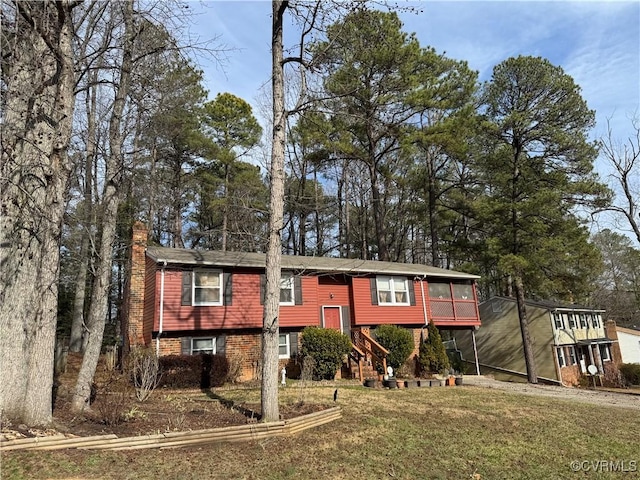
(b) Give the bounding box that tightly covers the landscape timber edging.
[0,406,342,452]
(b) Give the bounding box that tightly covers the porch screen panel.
[430,301,454,318]
[454,302,477,318]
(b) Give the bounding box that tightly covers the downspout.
[156,260,167,356]
[418,275,429,339]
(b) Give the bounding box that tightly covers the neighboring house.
[456,296,617,386]
[123,223,481,381]
[616,326,640,364]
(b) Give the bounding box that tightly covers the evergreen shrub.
[373,325,415,371]
[418,321,450,376]
[301,326,352,380]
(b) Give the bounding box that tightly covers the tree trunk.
[261,0,288,423]
[514,275,538,384]
[70,72,99,353]
[0,0,77,426]
[71,0,134,412]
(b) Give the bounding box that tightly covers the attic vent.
[491,300,503,313]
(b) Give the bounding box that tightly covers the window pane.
[195,288,220,304]
[195,272,220,287]
[429,283,451,299]
[395,291,408,303]
[279,334,289,357]
[280,288,293,303]
[377,277,391,290]
[393,278,407,291]
[279,274,294,304]
[453,284,473,299]
[192,338,214,353]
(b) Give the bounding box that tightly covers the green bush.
[373,325,415,371]
[418,321,450,376]
[619,363,640,386]
[301,326,352,380]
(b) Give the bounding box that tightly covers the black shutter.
[181,337,192,355]
[408,280,416,306]
[341,306,351,337]
[290,332,298,357]
[216,335,226,355]
[223,273,233,306]
[294,276,303,305]
[370,278,378,305]
[260,274,266,304]
[181,271,193,306]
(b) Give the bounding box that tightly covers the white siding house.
[616,326,640,364]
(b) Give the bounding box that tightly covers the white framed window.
[377,276,410,305]
[279,273,295,305]
[579,313,588,329]
[279,333,291,359]
[193,270,223,306]
[556,347,566,368]
[567,314,576,329]
[567,346,577,365]
[191,337,216,355]
[599,344,611,362]
[553,313,564,329]
[591,315,601,328]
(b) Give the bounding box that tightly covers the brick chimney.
[605,319,623,366]
[122,221,148,355]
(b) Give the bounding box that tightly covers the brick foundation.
[155,330,305,382]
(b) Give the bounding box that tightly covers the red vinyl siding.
[351,276,480,327]
[143,256,157,343]
[280,277,320,327]
[317,276,350,306]
[154,269,321,332]
[149,263,480,334]
[352,277,427,325]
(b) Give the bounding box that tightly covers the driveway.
[463,375,640,410]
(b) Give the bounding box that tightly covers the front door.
[323,306,342,331]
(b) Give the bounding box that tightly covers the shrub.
[418,321,450,376]
[129,347,161,401]
[619,363,640,386]
[158,354,229,389]
[301,326,352,380]
[373,325,414,372]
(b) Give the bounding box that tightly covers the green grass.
[3,384,639,480]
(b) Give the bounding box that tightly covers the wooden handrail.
[351,329,388,378]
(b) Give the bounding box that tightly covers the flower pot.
[384,379,397,389]
[455,376,463,386]
[364,378,376,388]
[396,379,404,389]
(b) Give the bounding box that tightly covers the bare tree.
[0,0,79,425]
[601,117,640,244]
[71,0,135,412]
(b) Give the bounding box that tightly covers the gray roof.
[146,246,480,280]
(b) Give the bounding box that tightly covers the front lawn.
[3,384,638,480]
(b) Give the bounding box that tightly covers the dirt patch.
[1,353,328,442]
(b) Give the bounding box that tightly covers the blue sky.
[188,1,639,138]
[187,0,640,236]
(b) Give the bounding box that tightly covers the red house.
[124,224,481,381]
